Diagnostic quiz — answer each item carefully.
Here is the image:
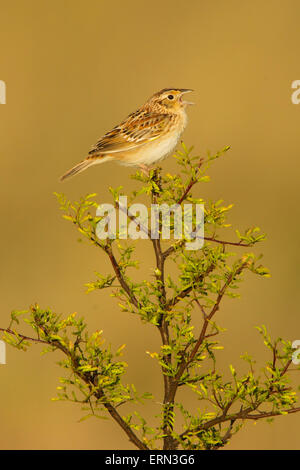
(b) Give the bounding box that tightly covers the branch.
[0,327,49,345]
[168,262,248,405]
[203,236,252,248]
[176,157,204,205]
[166,262,216,310]
[241,407,300,420]
[104,245,139,310]
[180,405,300,441]
[1,324,148,450]
[211,419,236,449]
[180,374,297,442]
[147,170,180,450]
[101,395,149,450]
[163,237,251,260]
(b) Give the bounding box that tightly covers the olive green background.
[0,0,299,449]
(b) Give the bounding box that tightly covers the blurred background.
[0,0,299,450]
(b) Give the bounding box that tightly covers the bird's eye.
[168,94,174,100]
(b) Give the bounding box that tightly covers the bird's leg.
[138,164,151,177]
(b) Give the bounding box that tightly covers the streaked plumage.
[60,88,193,181]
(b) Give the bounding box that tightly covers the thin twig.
[163,237,251,260]
[177,158,205,205]
[104,245,139,309]
[0,327,49,345]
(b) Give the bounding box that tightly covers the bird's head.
[145,88,194,113]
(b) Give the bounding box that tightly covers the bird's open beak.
[180,89,194,105]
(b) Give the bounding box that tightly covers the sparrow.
[60,88,193,181]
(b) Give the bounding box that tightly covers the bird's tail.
[60,156,111,181]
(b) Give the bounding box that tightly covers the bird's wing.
[88,111,171,156]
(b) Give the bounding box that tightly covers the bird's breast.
[119,112,187,166]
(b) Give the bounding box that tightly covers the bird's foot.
[138,164,151,177]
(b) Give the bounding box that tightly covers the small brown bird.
[60,88,194,181]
